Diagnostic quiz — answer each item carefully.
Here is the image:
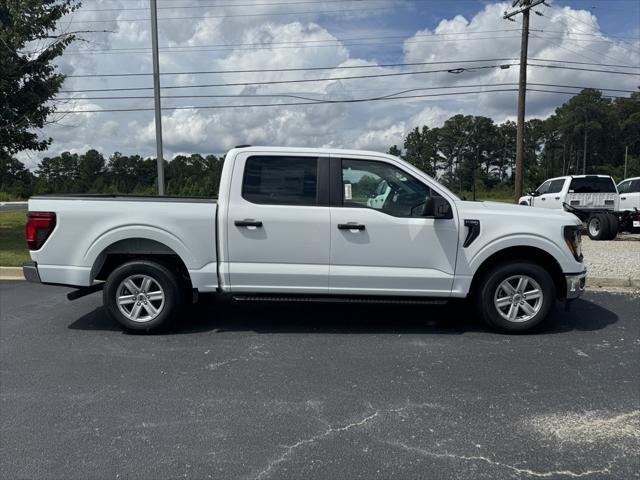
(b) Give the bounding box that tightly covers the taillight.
[25,212,56,250]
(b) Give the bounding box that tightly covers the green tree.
[0,152,34,198]
[0,0,81,154]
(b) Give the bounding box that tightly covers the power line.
[59,63,513,93]
[64,57,519,78]
[57,62,639,94]
[62,57,640,79]
[62,34,525,55]
[70,0,409,12]
[53,88,522,113]
[51,86,633,114]
[62,28,523,53]
[54,82,638,101]
[62,5,394,23]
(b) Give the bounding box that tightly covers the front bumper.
[565,270,587,299]
[23,261,41,283]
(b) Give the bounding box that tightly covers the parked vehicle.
[23,146,586,333]
[518,175,618,211]
[519,174,639,240]
[616,177,640,233]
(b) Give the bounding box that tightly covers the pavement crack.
[383,440,611,478]
[253,411,380,480]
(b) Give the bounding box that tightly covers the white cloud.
[23,0,638,168]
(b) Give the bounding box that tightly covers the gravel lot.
[582,233,640,281]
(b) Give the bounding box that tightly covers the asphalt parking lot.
[1,281,638,480]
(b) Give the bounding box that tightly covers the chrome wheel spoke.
[147,291,163,301]
[130,303,143,320]
[144,302,158,316]
[124,279,138,294]
[507,303,518,321]
[501,282,517,296]
[141,277,152,292]
[525,289,541,300]
[118,294,136,305]
[520,301,536,316]
[496,296,512,308]
[516,277,528,292]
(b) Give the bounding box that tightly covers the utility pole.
[150,0,165,195]
[624,145,628,178]
[504,0,545,202]
[582,124,588,174]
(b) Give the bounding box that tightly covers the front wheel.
[475,261,556,333]
[103,260,183,333]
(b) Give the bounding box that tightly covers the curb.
[0,266,638,288]
[0,267,24,280]
[588,276,640,288]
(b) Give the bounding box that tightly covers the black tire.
[474,260,556,333]
[103,260,183,333]
[587,214,609,240]
[605,214,619,240]
[519,201,529,206]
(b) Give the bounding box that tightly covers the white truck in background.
[24,146,586,334]
[617,177,640,232]
[519,174,640,240]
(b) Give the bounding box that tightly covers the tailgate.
[565,192,617,209]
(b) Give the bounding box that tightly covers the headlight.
[563,225,583,262]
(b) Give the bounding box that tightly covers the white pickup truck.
[23,146,586,333]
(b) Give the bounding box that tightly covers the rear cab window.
[242,156,320,205]
[568,177,617,193]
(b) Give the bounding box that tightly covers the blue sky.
[20,0,640,168]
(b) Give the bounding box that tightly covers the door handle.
[621,197,626,200]
[338,223,365,231]
[235,219,263,228]
[555,196,560,200]
[541,197,546,201]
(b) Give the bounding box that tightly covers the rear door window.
[242,156,319,205]
[569,177,616,193]
[629,179,640,193]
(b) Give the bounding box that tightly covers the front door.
[329,156,458,297]
[226,153,330,293]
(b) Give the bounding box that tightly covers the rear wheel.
[103,260,182,333]
[587,214,609,240]
[475,261,556,333]
[605,214,619,240]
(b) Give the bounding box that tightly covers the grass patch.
[0,210,29,267]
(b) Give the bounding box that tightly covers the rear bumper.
[23,261,41,283]
[565,270,587,299]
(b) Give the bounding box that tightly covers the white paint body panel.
[617,177,640,211]
[29,146,584,299]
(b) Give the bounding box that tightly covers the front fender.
[462,233,578,275]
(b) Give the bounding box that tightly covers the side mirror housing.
[422,196,453,219]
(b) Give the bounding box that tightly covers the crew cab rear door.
[328,155,458,297]
[224,152,330,293]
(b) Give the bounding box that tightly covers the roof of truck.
[227,145,396,159]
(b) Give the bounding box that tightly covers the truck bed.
[28,195,219,291]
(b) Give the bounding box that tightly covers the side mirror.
[529,190,539,197]
[422,196,453,219]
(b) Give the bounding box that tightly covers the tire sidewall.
[477,261,556,333]
[103,260,181,333]
[587,214,607,240]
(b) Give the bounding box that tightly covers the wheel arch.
[469,246,566,300]
[90,238,191,289]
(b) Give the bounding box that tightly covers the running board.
[232,295,447,305]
